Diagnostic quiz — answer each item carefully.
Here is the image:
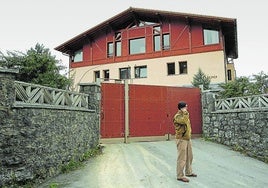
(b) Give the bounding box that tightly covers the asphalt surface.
[38,138,268,188]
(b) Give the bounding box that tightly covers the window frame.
[203,28,220,45]
[107,42,114,57]
[103,69,110,81]
[162,34,170,50]
[94,70,100,82]
[153,35,161,51]
[129,37,146,55]
[135,66,147,78]
[73,49,83,62]
[167,62,175,75]
[227,69,232,81]
[119,67,131,79]
[179,61,188,74]
[115,41,122,56]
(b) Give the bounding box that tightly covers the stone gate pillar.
[0,68,18,111]
[79,83,101,113]
[79,83,101,138]
[201,91,217,138]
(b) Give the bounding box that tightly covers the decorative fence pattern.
[215,94,268,111]
[14,81,89,110]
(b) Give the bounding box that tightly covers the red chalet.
[55,7,238,90]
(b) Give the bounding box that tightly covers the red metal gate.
[101,83,202,138]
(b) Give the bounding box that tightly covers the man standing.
[173,101,197,182]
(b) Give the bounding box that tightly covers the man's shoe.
[186,173,197,177]
[177,177,190,182]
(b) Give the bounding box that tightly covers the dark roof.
[55,7,238,59]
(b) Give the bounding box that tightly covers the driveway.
[39,138,268,188]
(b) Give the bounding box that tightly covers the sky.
[0,0,267,77]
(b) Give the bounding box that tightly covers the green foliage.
[218,71,268,98]
[252,71,268,94]
[0,43,72,89]
[49,183,59,188]
[192,68,211,90]
[61,158,84,173]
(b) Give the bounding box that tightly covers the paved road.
[39,138,268,188]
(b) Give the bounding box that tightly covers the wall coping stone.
[79,82,100,87]
[0,67,19,74]
[211,107,268,114]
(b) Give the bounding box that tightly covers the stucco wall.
[70,51,225,90]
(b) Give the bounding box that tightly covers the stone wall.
[0,69,100,186]
[202,92,268,162]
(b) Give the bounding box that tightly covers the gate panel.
[101,83,125,138]
[129,85,168,137]
[167,87,202,134]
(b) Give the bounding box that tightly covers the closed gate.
[101,83,202,139]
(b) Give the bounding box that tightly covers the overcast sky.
[0,0,267,77]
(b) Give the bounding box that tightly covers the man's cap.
[178,101,187,110]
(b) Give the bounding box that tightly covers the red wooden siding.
[100,83,202,138]
[70,21,223,68]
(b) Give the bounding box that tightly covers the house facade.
[55,7,238,90]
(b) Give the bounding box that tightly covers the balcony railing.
[215,94,268,111]
[14,81,89,110]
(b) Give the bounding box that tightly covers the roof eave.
[55,7,238,57]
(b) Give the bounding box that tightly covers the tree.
[218,72,268,98]
[218,76,252,98]
[0,43,71,89]
[192,68,211,90]
[252,71,268,94]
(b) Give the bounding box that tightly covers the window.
[94,71,100,82]
[115,41,121,56]
[153,26,161,52]
[167,63,175,75]
[163,34,170,50]
[115,32,122,57]
[107,32,122,57]
[154,35,161,51]
[130,21,158,28]
[179,61,187,74]
[153,26,161,34]
[227,69,232,81]
[153,25,170,51]
[103,70,109,81]
[203,29,219,45]
[107,42,114,57]
[119,67,131,79]
[129,38,145,54]
[73,49,83,62]
[115,32,121,40]
[135,66,147,78]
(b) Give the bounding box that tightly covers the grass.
[61,145,103,173]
